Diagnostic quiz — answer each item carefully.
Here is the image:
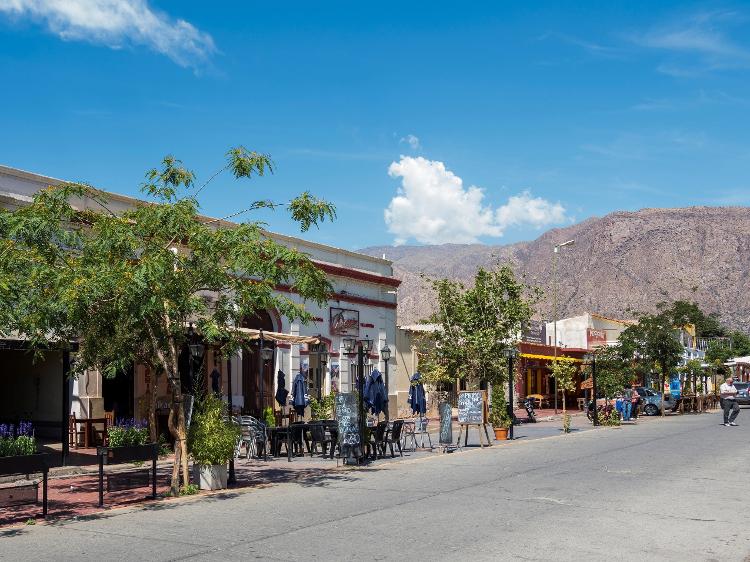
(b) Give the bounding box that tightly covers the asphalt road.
[2,411,747,561]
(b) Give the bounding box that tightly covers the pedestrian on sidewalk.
[630,385,640,420]
[720,376,739,427]
[621,386,633,421]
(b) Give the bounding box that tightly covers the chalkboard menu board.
[335,392,360,446]
[438,402,453,445]
[457,391,486,424]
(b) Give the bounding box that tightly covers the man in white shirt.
[720,376,740,426]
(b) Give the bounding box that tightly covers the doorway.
[241,311,276,416]
[102,364,134,421]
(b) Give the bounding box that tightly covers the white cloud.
[399,134,421,150]
[0,0,216,69]
[384,156,568,245]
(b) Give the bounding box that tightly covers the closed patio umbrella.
[275,370,289,407]
[365,370,387,416]
[408,372,427,416]
[292,372,308,416]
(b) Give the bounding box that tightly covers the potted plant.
[0,422,52,475]
[188,394,240,490]
[489,385,511,440]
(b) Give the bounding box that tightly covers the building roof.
[0,163,393,272]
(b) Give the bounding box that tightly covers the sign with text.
[457,391,486,424]
[330,307,360,337]
[523,321,547,345]
[334,392,360,446]
[587,328,607,348]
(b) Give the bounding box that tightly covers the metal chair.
[383,420,404,458]
[412,417,433,450]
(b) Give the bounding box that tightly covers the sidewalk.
[0,414,618,528]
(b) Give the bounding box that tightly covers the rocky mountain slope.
[361,207,750,330]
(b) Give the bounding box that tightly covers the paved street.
[2,411,747,561]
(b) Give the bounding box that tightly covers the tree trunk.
[147,366,158,444]
[561,390,567,432]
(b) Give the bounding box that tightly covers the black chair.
[309,422,334,458]
[371,421,388,458]
[384,420,404,457]
[290,422,307,457]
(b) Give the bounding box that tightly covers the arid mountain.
[361,207,750,330]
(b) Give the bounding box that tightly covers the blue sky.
[1,2,749,250]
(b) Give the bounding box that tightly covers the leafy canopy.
[417,264,538,387]
[0,147,335,378]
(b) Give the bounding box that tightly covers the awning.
[235,327,320,345]
[580,378,593,390]
[520,353,583,363]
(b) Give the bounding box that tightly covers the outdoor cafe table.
[73,417,108,448]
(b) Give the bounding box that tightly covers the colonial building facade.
[0,164,399,442]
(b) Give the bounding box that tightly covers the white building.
[545,312,633,350]
[0,165,400,442]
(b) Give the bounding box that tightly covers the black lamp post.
[187,324,205,395]
[584,351,598,427]
[226,354,236,485]
[381,343,391,421]
[503,346,519,440]
[258,330,274,416]
[343,335,372,463]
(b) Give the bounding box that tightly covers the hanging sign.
[330,308,360,337]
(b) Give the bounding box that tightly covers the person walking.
[720,376,740,427]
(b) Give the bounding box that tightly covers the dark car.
[734,382,750,406]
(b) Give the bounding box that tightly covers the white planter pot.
[192,463,228,490]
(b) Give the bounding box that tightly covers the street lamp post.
[381,344,391,421]
[585,351,598,427]
[343,335,372,463]
[258,330,274,416]
[503,346,519,440]
[553,239,575,414]
[226,355,236,485]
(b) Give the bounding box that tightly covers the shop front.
[516,342,587,409]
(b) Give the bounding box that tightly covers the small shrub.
[107,418,149,447]
[188,394,240,466]
[25,518,36,526]
[310,391,336,420]
[563,413,572,433]
[262,407,275,428]
[180,483,199,496]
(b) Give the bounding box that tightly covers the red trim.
[360,322,375,328]
[276,343,291,349]
[329,352,340,358]
[274,284,397,310]
[314,262,401,288]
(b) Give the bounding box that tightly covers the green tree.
[660,300,725,338]
[585,345,632,400]
[618,312,683,417]
[550,359,577,433]
[0,148,335,494]
[417,264,539,388]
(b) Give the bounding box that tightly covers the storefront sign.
[330,307,359,337]
[523,321,547,345]
[587,328,607,348]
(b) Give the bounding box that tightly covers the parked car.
[733,382,750,406]
[635,387,679,416]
